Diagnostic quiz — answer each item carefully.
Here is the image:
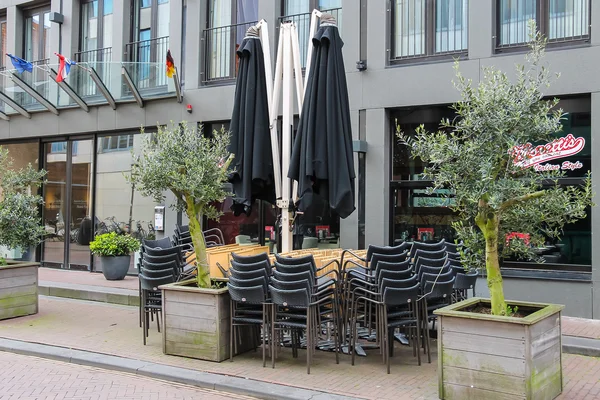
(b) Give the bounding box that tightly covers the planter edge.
[434,297,564,325]
[0,261,40,270]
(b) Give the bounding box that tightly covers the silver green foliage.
[0,147,47,251]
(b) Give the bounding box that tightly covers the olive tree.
[399,26,593,316]
[130,122,233,288]
[0,147,46,255]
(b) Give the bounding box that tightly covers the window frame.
[79,0,114,54]
[23,5,51,62]
[494,0,591,54]
[388,0,469,66]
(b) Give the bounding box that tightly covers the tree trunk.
[185,196,210,288]
[478,213,507,316]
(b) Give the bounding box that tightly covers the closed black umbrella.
[228,27,275,216]
[288,15,356,219]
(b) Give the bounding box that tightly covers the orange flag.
[166,50,175,78]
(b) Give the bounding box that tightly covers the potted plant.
[129,122,251,362]
[89,232,140,280]
[400,25,593,399]
[0,147,46,320]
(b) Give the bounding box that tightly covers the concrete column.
[364,108,389,246]
[113,0,127,62]
[341,0,360,73]
[365,0,387,71]
[61,0,79,57]
[592,0,600,46]
[340,108,360,250]
[591,92,600,319]
[6,6,23,57]
[467,0,492,60]
[169,0,182,78]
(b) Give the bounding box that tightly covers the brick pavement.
[38,268,139,291]
[0,352,257,400]
[0,297,438,400]
[562,316,600,339]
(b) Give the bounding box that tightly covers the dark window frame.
[494,0,591,54]
[388,0,469,66]
[23,4,51,62]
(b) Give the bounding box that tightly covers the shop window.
[391,100,592,272]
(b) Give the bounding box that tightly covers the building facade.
[0,0,598,318]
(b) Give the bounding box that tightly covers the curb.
[0,338,362,400]
[39,281,139,307]
[562,335,600,358]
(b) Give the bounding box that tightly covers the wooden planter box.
[435,298,564,400]
[160,281,254,362]
[0,261,39,320]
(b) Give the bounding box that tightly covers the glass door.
[42,139,94,270]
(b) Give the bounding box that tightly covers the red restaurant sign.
[511,133,585,171]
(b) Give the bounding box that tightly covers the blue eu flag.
[6,54,33,73]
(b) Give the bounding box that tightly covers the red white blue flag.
[54,53,77,83]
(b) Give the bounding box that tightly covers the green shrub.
[89,232,140,257]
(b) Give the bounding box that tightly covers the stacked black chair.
[139,260,176,345]
[269,269,340,374]
[349,271,423,373]
[227,256,271,365]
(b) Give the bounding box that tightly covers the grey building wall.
[0,0,598,317]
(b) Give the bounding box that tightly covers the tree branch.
[499,190,546,211]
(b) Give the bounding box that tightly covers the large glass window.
[24,7,51,62]
[204,0,258,82]
[392,0,468,60]
[281,0,342,68]
[80,0,113,58]
[391,99,592,272]
[497,0,590,50]
[94,133,156,273]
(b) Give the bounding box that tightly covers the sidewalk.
[1,296,600,399]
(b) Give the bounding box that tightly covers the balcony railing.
[73,47,113,98]
[202,20,258,83]
[20,58,50,109]
[124,36,169,90]
[279,8,342,68]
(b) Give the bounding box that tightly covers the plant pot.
[0,261,39,320]
[434,298,564,400]
[160,281,255,362]
[99,255,131,280]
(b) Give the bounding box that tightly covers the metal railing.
[278,8,342,68]
[124,36,170,89]
[496,0,590,50]
[20,58,50,108]
[203,20,258,83]
[73,47,113,98]
[390,1,467,60]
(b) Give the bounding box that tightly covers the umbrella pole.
[280,23,294,253]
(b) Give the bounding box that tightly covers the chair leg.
[262,303,267,368]
[142,290,146,346]
[415,302,422,366]
[230,301,234,362]
[271,305,276,369]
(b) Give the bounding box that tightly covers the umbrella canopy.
[288,16,356,219]
[228,27,275,216]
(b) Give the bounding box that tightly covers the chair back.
[231,251,270,265]
[420,270,454,287]
[230,259,271,273]
[409,239,446,259]
[382,283,420,307]
[454,271,478,291]
[142,237,173,249]
[446,258,464,269]
[228,275,268,291]
[370,251,409,271]
[449,264,466,276]
[272,269,313,285]
[414,256,447,273]
[414,248,446,262]
[269,286,310,308]
[423,277,456,303]
[418,264,450,283]
[229,267,269,281]
[144,246,183,258]
[446,251,461,261]
[444,241,463,253]
[274,261,314,275]
[379,275,418,292]
[139,273,175,291]
[275,253,316,269]
[227,283,267,304]
[270,277,312,292]
[142,253,181,265]
[377,267,413,282]
[367,243,411,261]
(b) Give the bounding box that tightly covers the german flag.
[166,50,175,78]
